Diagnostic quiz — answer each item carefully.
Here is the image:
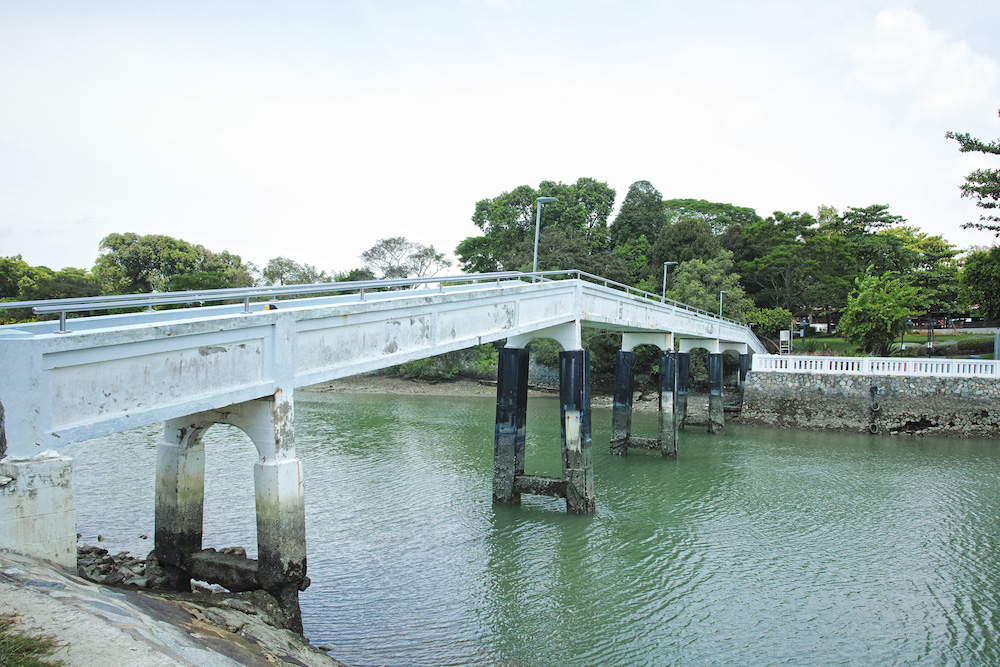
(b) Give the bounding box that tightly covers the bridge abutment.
[0,454,76,568]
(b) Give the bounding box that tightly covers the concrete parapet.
[0,454,76,567]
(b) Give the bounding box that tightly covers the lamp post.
[719,290,729,317]
[661,261,677,302]
[533,197,559,280]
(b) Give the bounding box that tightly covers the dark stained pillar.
[155,422,207,592]
[676,352,690,431]
[494,347,529,505]
[560,350,595,515]
[737,353,751,410]
[610,350,635,456]
[708,353,725,434]
[659,352,678,458]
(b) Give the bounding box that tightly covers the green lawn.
[786,332,996,359]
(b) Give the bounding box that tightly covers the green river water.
[67,390,1000,666]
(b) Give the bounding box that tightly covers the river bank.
[0,548,345,666]
[304,373,684,414]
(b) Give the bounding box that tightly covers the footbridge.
[0,270,763,629]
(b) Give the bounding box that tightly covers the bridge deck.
[0,276,762,455]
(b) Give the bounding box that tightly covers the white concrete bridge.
[0,270,763,630]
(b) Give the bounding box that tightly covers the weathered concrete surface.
[0,549,345,667]
[743,371,1000,436]
[0,454,76,567]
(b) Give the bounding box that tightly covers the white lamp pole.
[661,261,677,302]
[719,290,729,317]
[533,197,559,280]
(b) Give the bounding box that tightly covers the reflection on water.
[66,392,1000,666]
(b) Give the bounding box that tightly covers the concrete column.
[737,353,751,410]
[255,457,307,633]
[708,353,725,434]
[493,347,529,504]
[250,393,307,634]
[155,421,207,591]
[0,454,76,568]
[676,352,690,431]
[560,350,595,515]
[659,352,678,458]
[610,350,635,456]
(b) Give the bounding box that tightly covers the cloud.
[848,7,1000,118]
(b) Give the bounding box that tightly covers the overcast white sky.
[2,0,1000,274]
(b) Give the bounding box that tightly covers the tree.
[93,233,256,294]
[456,178,617,272]
[0,255,30,299]
[261,257,329,285]
[608,181,667,248]
[837,271,919,356]
[962,246,1000,321]
[361,237,451,280]
[665,251,754,320]
[651,215,722,267]
[946,109,1000,234]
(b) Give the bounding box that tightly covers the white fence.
[751,354,1000,379]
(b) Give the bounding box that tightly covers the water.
[65,392,1000,666]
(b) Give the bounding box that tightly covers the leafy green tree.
[820,204,912,275]
[946,109,1000,234]
[838,271,919,356]
[745,306,794,338]
[962,246,1000,320]
[608,181,667,248]
[261,257,329,285]
[361,237,451,280]
[665,251,754,320]
[651,215,722,267]
[734,211,817,312]
[93,233,255,294]
[662,198,762,264]
[457,178,616,272]
[19,266,100,301]
[0,255,30,299]
[880,227,961,316]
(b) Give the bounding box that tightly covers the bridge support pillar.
[610,350,635,456]
[155,422,206,591]
[493,347,529,504]
[659,352,678,458]
[737,353,751,410]
[154,394,308,633]
[676,352,690,431]
[560,350,595,515]
[708,353,725,434]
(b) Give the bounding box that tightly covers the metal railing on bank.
[752,354,1000,379]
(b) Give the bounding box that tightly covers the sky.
[2,0,1000,275]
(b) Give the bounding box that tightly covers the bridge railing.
[752,354,1000,378]
[0,271,530,332]
[533,269,747,327]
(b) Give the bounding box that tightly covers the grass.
[0,615,64,667]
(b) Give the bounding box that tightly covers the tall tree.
[837,271,919,356]
[262,257,330,285]
[608,181,667,248]
[362,237,451,280]
[946,109,1000,234]
[665,251,754,320]
[651,215,722,268]
[962,246,1000,321]
[456,178,616,273]
[93,233,255,294]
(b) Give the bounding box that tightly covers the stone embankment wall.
[742,372,1000,437]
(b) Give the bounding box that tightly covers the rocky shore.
[1,546,345,667]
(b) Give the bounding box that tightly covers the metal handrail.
[0,268,753,333]
[530,269,748,326]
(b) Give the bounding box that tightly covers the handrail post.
[243,297,251,314]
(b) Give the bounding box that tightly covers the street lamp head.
[536,197,559,204]
[664,261,678,267]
